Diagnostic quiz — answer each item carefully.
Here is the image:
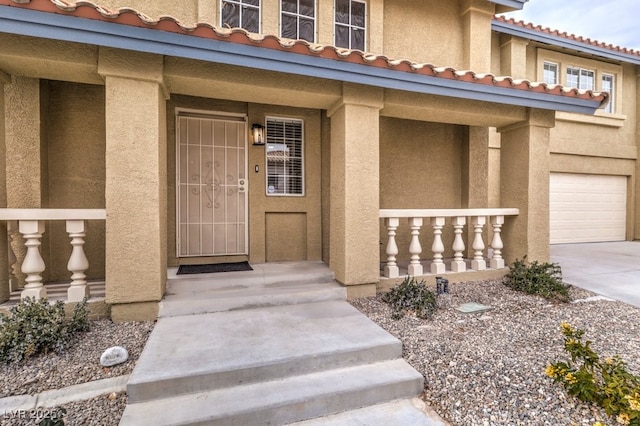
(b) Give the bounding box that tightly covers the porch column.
[4,76,46,288]
[327,83,383,298]
[499,109,555,263]
[99,48,168,322]
[0,71,9,303]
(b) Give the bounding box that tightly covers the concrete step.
[127,301,402,403]
[159,281,346,317]
[166,261,336,292]
[288,398,449,426]
[120,359,424,426]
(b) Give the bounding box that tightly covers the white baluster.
[471,216,486,271]
[7,220,18,293]
[490,215,505,269]
[450,216,466,272]
[384,217,400,278]
[407,217,423,276]
[66,220,90,302]
[431,217,446,274]
[19,220,47,300]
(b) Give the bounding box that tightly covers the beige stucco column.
[0,71,9,303]
[4,76,47,287]
[463,126,490,208]
[461,0,494,72]
[635,70,640,240]
[499,108,555,264]
[500,35,529,79]
[327,83,383,298]
[99,48,168,322]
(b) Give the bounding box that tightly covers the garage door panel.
[550,173,626,244]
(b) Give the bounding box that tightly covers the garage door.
[550,173,626,244]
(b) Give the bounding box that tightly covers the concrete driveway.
[550,241,640,308]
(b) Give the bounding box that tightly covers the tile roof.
[0,0,608,108]
[494,16,640,58]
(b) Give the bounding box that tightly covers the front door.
[177,113,248,257]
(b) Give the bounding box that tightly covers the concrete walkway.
[551,241,640,308]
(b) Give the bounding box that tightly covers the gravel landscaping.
[0,319,154,426]
[2,277,639,425]
[351,278,640,426]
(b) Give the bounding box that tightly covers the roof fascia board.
[493,20,640,65]
[489,0,527,10]
[0,5,600,114]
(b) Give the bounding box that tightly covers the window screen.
[281,0,315,42]
[543,62,558,85]
[602,74,614,113]
[335,0,366,50]
[266,118,304,196]
[221,0,260,33]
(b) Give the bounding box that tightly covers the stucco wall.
[379,117,464,261]
[46,81,106,282]
[383,0,464,67]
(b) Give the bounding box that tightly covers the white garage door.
[550,173,626,244]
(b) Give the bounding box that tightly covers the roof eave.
[0,5,603,115]
[492,19,640,65]
[489,0,528,12]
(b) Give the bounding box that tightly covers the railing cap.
[0,209,107,220]
[379,208,519,218]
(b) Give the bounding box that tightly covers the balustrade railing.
[379,208,519,278]
[0,209,106,303]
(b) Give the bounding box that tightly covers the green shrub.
[506,256,570,302]
[382,276,438,320]
[0,297,89,364]
[547,322,640,425]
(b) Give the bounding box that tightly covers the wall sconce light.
[252,124,265,146]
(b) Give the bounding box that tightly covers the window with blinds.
[265,117,304,196]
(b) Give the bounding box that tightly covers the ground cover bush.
[506,256,570,302]
[0,297,89,364]
[382,276,438,320]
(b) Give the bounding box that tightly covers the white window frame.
[265,117,305,197]
[601,73,615,114]
[334,0,367,50]
[543,61,558,85]
[280,0,316,42]
[220,0,261,33]
[566,66,594,90]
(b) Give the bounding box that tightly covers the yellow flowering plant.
[547,323,640,425]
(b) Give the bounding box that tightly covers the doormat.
[177,261,253,275]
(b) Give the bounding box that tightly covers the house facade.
[0,0,631,321]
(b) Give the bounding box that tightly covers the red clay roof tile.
[0,0,608,106]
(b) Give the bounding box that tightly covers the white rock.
[100,346,129,367]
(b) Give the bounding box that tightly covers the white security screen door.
[177,114,248,256]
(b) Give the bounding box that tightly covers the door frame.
[175,108,249,257]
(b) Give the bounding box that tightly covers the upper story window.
[281,0,315,42]
[567,67,594,90]
[602,73,615,113]
[543,62,558,85]
[334,0,366,51]
[266,117,304,196]
[221,0,260,33]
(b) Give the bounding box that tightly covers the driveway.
[550,241,640,308]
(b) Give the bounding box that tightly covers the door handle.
[238,179,246,192]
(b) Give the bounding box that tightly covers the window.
[281,0,315,42]
[543,62,558,85]
[334,0,366,51]
[602,73,614,113]
[221,0,260,33]
[266,117,304,196]
[566,67,594,90]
